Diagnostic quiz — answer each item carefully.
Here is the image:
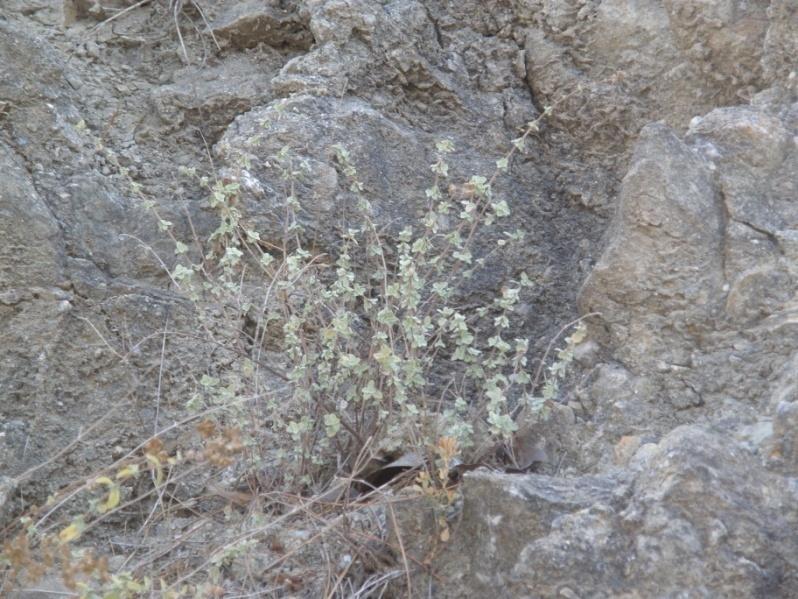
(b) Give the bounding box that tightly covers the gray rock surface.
[0,11,202,505]
[209,0,314,51]
[1,0,797,597]
[415,426,798,598]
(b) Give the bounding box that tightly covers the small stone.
[573,339,600,367]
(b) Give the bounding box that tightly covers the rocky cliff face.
[1,0,796,597]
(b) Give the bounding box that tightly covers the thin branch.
[154,308,170,433]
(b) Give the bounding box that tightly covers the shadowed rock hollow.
[1,0,797,596]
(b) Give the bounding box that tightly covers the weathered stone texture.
[1,0,797,596]
[421,427,798,598]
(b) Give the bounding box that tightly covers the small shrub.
[165,111,578,488]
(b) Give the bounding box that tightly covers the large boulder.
[578,82,798,442]
[408,426,798,597]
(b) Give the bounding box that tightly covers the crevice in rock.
[424,5,444,50]
[733,217,784,257]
